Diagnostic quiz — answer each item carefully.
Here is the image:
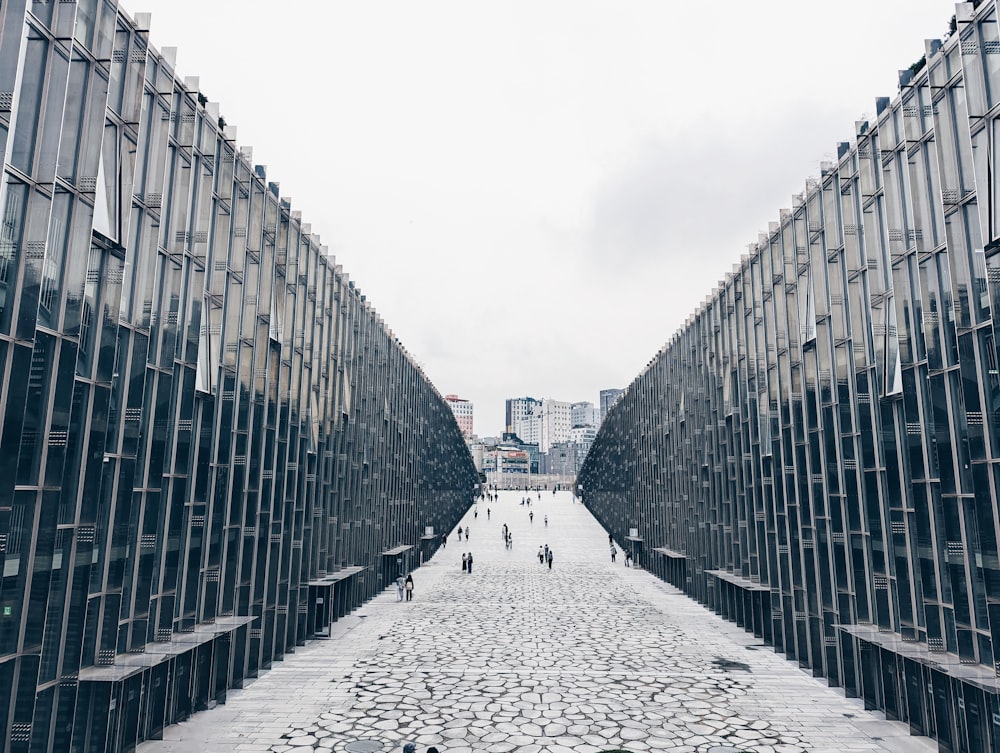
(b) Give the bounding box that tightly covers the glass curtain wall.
[0,3,478,752]
[580,4,1000,752]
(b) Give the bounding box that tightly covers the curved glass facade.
[0,2,477,751]
[580,3,1000,751]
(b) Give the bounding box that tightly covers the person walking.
[546,549,553,569]
[625,550,632,568]
[457,527,463,542]
[467,552,474,573]
[395,574,405,601]
[405,573,414,601]
[474,508,478,519]
[487,508,491,520]
[538,546,544,564]
[544,544,549,560]
[465,526,470,540]
[544,515,548,527]
[442,533,447,549]
[462,553,468,572]
[506,532,513,550]
[529,511,534,523]
[610,544,617,563]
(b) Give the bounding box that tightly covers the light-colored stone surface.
[138,491,937,753]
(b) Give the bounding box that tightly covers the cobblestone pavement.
[139,491,936,753]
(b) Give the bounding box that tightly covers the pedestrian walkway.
[138,491,936,753]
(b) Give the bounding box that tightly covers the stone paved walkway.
[138,490,937,753]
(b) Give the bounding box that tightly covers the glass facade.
[580,4,1000,752]
[0,2,477,752]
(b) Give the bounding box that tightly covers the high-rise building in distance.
[599,389,623,422]
[505,396,540,444]
[570,401,599,428]
[445,394,474,438]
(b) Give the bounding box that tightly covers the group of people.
[401,496,640,614]
[536,544,554,569]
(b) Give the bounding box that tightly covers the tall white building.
[538,398,572,453]
[506,397,541,443]
[505,396,573,452]
[571,401,599,428]
[445,394,474,438]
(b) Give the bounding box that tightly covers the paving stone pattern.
[139,491,936,753]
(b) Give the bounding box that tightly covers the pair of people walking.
[396,573,414,601]
[461,552,474,573]
[608,538,631,566]
[537,544,550,564]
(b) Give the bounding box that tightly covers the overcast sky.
[128,0,954,437]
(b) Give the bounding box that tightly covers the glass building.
[580,3,1000,752]
[0,2,477,751]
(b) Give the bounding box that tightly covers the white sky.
[127,0,955,437]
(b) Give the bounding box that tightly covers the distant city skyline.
[130,0,953,438]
